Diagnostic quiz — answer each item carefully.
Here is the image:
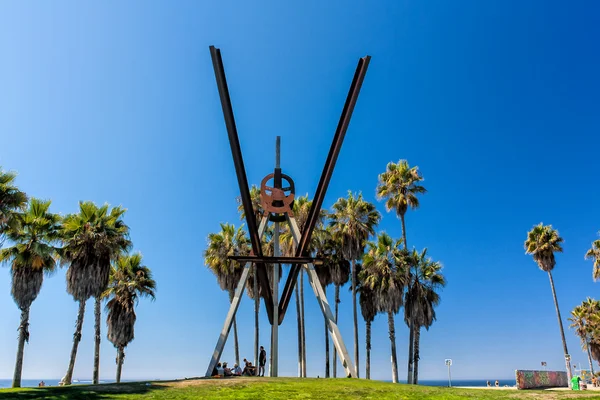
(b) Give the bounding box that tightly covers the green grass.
[1,378,599,399]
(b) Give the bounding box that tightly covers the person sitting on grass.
[223,362,232,377]
[243,361,256,376]
[216,362,224,376]
[233,363,242,376]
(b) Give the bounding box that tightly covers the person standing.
[259,346,267,377]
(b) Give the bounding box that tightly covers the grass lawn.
[1,378,599,400]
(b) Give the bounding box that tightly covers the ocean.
[1,378,516,389]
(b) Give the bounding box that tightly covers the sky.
[1,0,599,383]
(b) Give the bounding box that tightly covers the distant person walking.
[259,346,267,377]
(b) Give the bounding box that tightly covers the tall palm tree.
[330,192,380,378]
[0,167,28,245]
[361,233,408,383]
[204,223,250,366]
[524,223,572,381]
[356,264,377,379]
[585,233,600,281]
[237,184,264,366]
[0,199,60,388]
[404,248,445,384]
[61,202,131,385]
[314,227,333,378]
[312,225,349,377]
[104,252,156,383]
[280,195,320,377]
[376,159,425,384]
[587,312,600,366]
[570,298,599,376]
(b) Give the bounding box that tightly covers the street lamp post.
[445,359,452,387]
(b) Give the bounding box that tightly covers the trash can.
[571,376,580,390]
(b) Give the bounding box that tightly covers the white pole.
[270,224,279,377]
[270,137,280,378]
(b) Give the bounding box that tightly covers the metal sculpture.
[206,45,370,378]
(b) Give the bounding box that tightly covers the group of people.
[486,380,500,387]
[211,346,267,378]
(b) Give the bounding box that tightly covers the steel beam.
[229,256,323,264]
[278,55,371,324]
[209,45,274,324]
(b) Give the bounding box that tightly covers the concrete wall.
[515,370,568,389]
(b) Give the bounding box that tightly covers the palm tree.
[585,233,600,281]
[587,313,600,366]
[376,159,425,383]
[314,227,333,378]
[356,264,377,379]
[570,298,599,376]
[61,202,131,385]
[280,195,320,377]
[312,225,349,377]
[0,167,28,244]
[104,252,156,383]
[204,223,250,366]
[237,184,264,367]
[361,233,408,383]
[0,199,60,387]
[330,192,381,378]
[524,223,572,381]
[328,234,349,378]
[404,248,445,384]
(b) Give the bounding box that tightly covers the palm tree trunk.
[407,319,414,384]
[400,214,408,249]
[324,286,330,378]
[233,316,240,366]
[352,259,360,378]
[401,214,414,384]
[413,325,421,384]
[296,280,302,377]
[254,265,259,368]
[300,270,307,378]
[365,320,371,380]
[547,271,572,381]
[116,346,124,383]
[333,284,340,377]
[12,306,30,388]
[93,297,101,384]
[587,342,595,375]
[388,311,399,383]
[65,300,86,385]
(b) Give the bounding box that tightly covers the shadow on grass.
[0,381,169,400]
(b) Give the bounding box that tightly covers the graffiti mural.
[515,370,568,389]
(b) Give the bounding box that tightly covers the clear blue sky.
[1,1,599,382]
